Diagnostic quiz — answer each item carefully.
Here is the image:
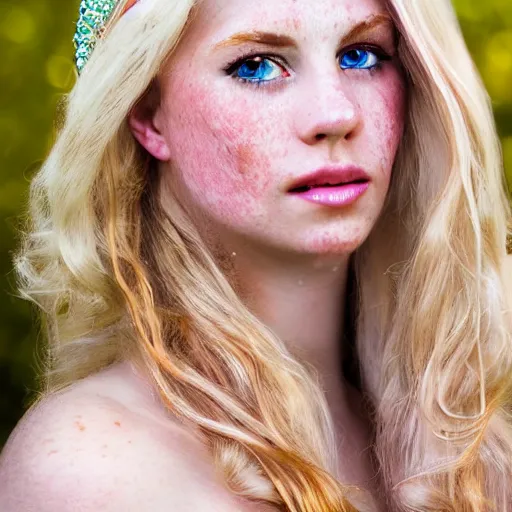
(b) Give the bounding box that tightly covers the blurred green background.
[0,0,511,449]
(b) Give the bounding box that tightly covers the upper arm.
[0,391,236,512]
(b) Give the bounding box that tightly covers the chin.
[298,226,372,255]
[275,238,366,261]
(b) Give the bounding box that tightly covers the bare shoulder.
[0,362,250,511]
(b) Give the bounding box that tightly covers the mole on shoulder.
[74,421,86,431]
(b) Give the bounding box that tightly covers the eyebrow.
[212,13,395,51]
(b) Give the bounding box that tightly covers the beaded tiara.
[73,0,139,73]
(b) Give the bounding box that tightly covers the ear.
[128,81,171,161]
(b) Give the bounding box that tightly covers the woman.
[0,0,511,510]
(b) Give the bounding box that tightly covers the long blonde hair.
[15,0,512,510]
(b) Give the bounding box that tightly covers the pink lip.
[287,164,371,192]
[290,182,370,207]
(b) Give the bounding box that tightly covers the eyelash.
[223,45,392,88]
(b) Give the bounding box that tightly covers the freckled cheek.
[164,85,280,209]
[362,78,406,179]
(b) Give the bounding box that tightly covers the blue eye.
[233,56,283,83]
[339,48,382,70]
[225,46,391,87]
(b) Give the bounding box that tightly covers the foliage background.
[0,0,511,448]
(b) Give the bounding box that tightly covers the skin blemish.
[234,142,256,175]
[234,141,273,196]
[47,450,59,456]
[114,421,121,427]
[310,231,357,253]
[283,16,301,32]
[74,420,86,431]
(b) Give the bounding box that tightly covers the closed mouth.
[289,178,369,193]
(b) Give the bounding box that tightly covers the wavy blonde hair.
[15,0,512,510]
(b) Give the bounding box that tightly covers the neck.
[220,240,356,415]
[183,214,376,488]
[220,241,376,489]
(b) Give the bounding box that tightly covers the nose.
[294,73,362,147]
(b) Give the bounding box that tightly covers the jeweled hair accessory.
[73,0,138,73]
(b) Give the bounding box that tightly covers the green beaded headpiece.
[73,0,136,73]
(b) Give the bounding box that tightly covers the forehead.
[191,0,389,37]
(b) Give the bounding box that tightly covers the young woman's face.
[136,0,406,257]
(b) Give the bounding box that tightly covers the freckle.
[48,450,58,456]
[74,421,86,431]
[102,444,108,449]
[128,440,132,444]
[114,421,121,427]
